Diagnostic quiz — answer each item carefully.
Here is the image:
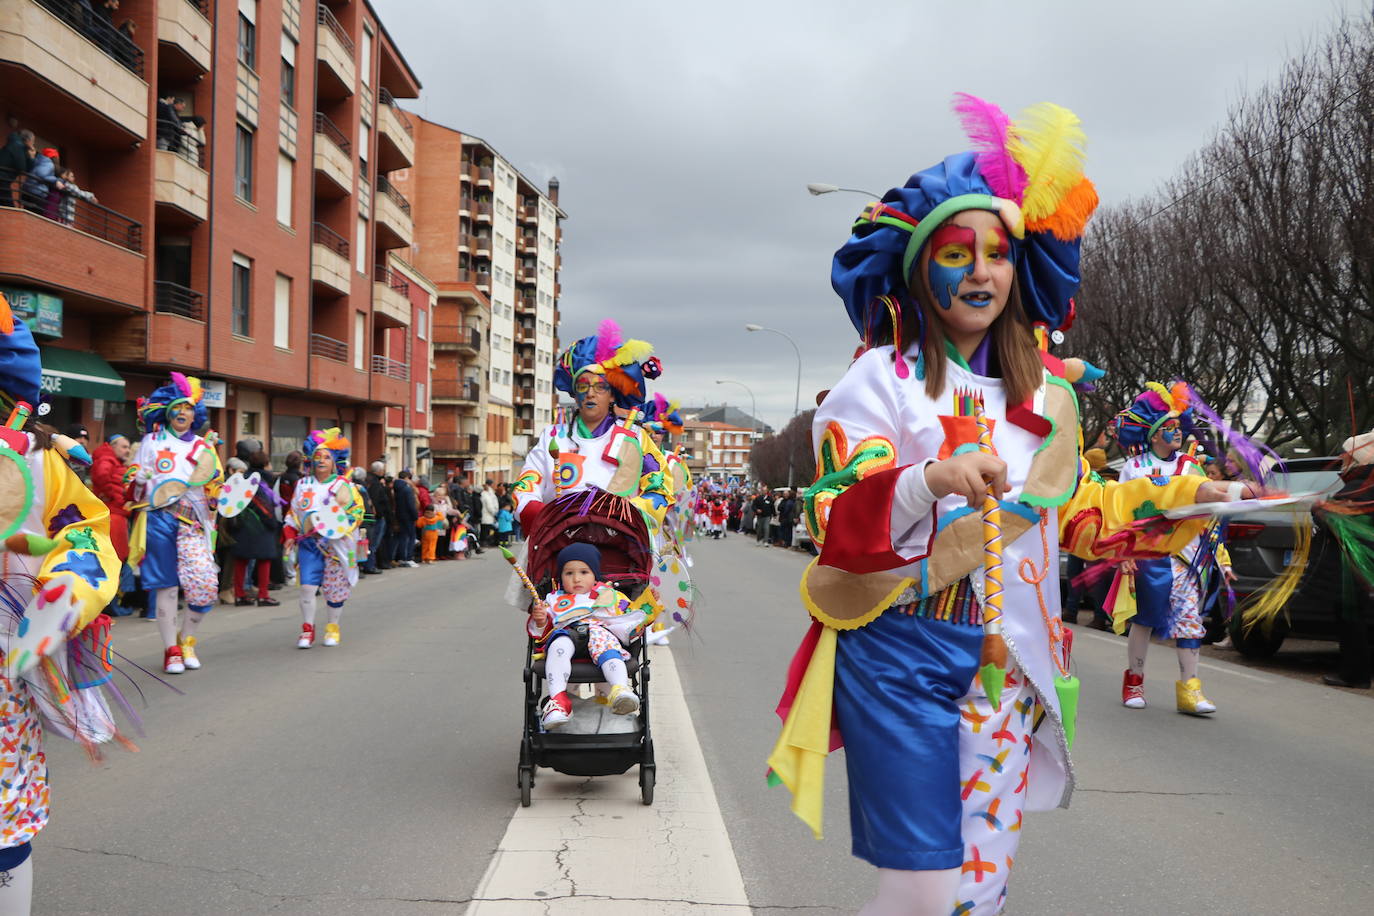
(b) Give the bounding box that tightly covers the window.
[240,411,261,436]
[235,124,254,201]
[280,33,297,108]
[355,216,367,274]
[237,0,257,68]
[415,382,425,413]
[276,152,293,226]
[274,273,291,349]
[417,309,427,340]
[353,311,365,371]
[359,120,370,172]
[232,254,252,337]
[361,25,373,87]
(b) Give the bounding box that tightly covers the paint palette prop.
[148,478,189,510]
[1161,491,1327,520]
[0,443,34,540]
[216,472,261,518]
[648,552,695,630]
[304,499,355,540]
[4,573,83,676]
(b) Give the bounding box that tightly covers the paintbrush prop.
[500,545,542,603]
[965,391,1010,711]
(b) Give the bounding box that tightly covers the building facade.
[394,117,563,485]
[0,0,428,468]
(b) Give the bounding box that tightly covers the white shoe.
[647,627,675,646]
[609,684,640,716]
[297,623,315,649]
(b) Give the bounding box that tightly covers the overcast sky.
[374,0,1365,431]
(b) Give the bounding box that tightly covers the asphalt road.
[34,539,1374,914]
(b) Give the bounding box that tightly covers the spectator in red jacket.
[89,433,132,560]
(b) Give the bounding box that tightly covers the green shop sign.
[0,286,63,337]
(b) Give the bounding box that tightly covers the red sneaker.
[297,623,315,649]
[164,645,185,674]
[541,691,572,730]
[1122,669,1146,709]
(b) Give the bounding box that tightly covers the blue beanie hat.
[556,543,602,581]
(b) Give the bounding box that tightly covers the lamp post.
[744,324,802,488]
[715,378,757,483]
[806,183,882,198]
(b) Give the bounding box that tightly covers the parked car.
[1225,457,1372,657]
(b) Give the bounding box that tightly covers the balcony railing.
[156,119,206,167]
[314,112,351,153]
[434,324,481,352]
[435,379,480,401]
[35,0,144,76]
[310,333,348,362]
[312,221,349,258]
[370,354,409,380]
[154,280,204,320]
[377,88,414,135]
[4,175,143,252]
[479,166,493,183]
[317,4,354,55]
[376,174,411,215]
[433,432,479,454]
[374,264,410,295]
[184,0,210,14]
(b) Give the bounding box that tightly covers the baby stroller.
[518,489,657,806]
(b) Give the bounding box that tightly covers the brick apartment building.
[393,117,564,484]
[0,0,434,473]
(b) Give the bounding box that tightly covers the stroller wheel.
[639,765,655,806]
[519,767,533,807]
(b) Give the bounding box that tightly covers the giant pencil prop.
[966,391,1010,710]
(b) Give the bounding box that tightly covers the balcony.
[157,0,211,78]
[373,264,411,327]
[313,113,353,198]
[310,333,366,400]
[432,432,479,456]
[433,379,480,406]
[0,187,144,309]
[376,88,415,172]
[514,418,535,437]
[520,205,538,225]
[373,175,412,249]
[154,129,208,222]
[370,354,408,407]
[315,4,355,100]
[2,0,149,141]
[516,265,537,284]
[432,323,480,354]
[473,235,491,258]
[514,386,535,405]
[477,166,493,188]
[517,233,536,255]
[459,160,471,184]
[311,222,350,295]
[515,294,536,315]
[514,357,534,375]
[474,200,492,223]
[154,281,204,321]
[514,325,534,345]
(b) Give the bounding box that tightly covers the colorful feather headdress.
[833,92,1098,351]
[554,319,662,409]
[137,372,208,434]
[302,427,350,471]
[645,393,684,435]
[1113,382,1194,453]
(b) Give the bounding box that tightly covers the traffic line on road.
[465,644,751,914]
[1074,629,1274,683]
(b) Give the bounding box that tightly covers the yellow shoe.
[608,684,640,716]
[323,623,340,647]
[178,635,201,670]
[1176,677,1216,715]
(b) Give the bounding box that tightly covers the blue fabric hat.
[556,543,602,581]
[1113,383,1194,454]
[553,319,659,411]
[138,373,208,435]
[0,306,41,407]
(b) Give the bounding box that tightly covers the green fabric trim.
[1019,374,1081,510]
[943,339,972,371]
[900,194,1001,284]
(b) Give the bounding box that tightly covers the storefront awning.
[39,348,125,402]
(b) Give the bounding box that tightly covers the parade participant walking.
[130,373,223,674]
[284,429,362,648]
[765,95,1257,915]
[1112,383,1233,715]
[0,294,123,916]
[227,445,282,608]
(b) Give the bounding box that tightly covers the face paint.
[926,225,977,310]
[169,404,193,433]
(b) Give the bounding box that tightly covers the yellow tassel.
[1008,103,1088,223]
[1239,518,1311,634]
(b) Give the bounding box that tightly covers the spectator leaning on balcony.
[57,167,97,226]
[21,147,60,217]
[0,126,33,208]
[156,96,187,153]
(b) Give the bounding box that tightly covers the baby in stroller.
[527,544,644,729]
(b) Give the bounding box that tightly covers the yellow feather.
[1008,103,1087,222]
[609,339,654,367]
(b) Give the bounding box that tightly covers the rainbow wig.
[554,319,661,410]
[1113,382,1194,454]
[137,372,208,435]
[832,93,1097,353]
[302,427,350,472]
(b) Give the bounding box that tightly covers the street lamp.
[744,324,802,488]
[715,379,757,481]
[806,183,882,198]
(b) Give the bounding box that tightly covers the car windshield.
[1268,468,1341,494]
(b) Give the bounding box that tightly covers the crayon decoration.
[959,390,1010,711]
[1,400,31,455]
[500,545,543,603]
[1,533,60,555]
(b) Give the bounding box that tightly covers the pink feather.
[951,92,1027,203]
[170,371,192,399]
[654,392,668,415]
[594,319,622,364]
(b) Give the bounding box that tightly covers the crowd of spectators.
[0,119,100,225]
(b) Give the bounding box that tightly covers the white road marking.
[466,644,751,914]
[1074,629,1274,683]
